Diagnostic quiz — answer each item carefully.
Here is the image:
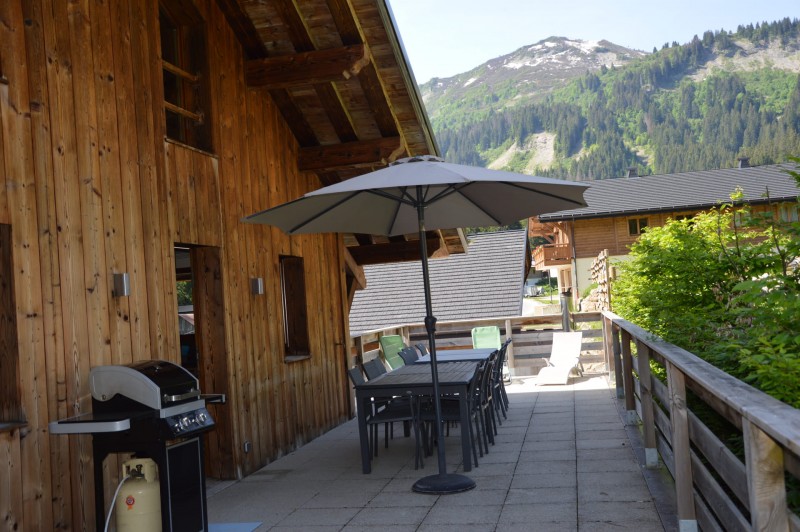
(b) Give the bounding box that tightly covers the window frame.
[628,217,649,236]
[0,224,22,429]
[159,2,213,153]
[279,255,311,361]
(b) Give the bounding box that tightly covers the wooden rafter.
[298,137,403,171]
[246,45,370,89]
[348,235,443,265]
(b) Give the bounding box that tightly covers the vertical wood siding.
[0,1,351,529]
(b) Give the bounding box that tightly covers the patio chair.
[471,326,501,350]
[398,346,420,365]
[379,334,407,370]
[415,343,429,357]
[492,338,512,419]
[535,331,583,385]
[363,357,388,380]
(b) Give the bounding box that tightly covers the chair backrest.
[471,326,501,350]
[347,367,366,387]
[379,335,406,370]
[363,358,388,380]
[549,331,582,367]
[414,343,429,357]
[398,346,419,365]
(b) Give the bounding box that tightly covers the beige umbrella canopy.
[244,155,589,493]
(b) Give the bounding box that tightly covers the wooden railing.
[350,312,603,377]
[602,310,800,531]
[531,243,571,267]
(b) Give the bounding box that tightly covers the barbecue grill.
[50,360,224,532]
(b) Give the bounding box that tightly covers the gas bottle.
[115,458,162,531]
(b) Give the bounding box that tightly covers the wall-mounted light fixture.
[250,277,265,295]
[113,272,131,297]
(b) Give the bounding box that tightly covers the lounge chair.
[379,334,406,370]
[471,326,501,350]
[536,331,583,385]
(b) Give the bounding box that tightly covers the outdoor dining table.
[415,347,496,364]
[354,360,479,474]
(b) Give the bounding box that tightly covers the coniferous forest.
[434,18,800,180]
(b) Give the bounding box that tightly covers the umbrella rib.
[288,191,361,233]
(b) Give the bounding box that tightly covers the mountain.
[421,37,647,130]
[427,19,800,180]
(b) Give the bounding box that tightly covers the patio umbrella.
[243,155,588,493]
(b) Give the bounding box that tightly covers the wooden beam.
[348,236,443,265]
[214,0,269,59]
[298,137,402,172]
[343,247,366,290]
[246,45,370,89]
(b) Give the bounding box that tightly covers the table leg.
[356,393,371,473]
[459,387,472,471]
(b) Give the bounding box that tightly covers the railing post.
[620,330,636,424]
[354,335,365,367]
[743,418,788,531]
[611,323,623,398]
[666,362,697,532]
[636,341,659,468]
[504,318,515,378]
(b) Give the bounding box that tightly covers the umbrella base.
[412,473,476,494]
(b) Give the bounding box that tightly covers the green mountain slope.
[431,18,800,179]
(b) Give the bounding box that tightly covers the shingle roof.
[539,163,799,221]
[349,229,528,335]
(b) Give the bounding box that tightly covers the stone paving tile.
[515,458,576,476]
[210,375,670,531]
[519,448,576,462]
[498,501,577,526]
[511,472,577,490]
[421,503,502,525]
[275,507,360,527]
[505,486,576,505]
[579,501,664,530]
[521,438,576,451]
[347,506,430,527]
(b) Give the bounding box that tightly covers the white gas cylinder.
[115,458,162,531]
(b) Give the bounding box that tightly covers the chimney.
[626,166,638,178]
[737,157,750,168]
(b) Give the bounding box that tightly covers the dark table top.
[354,361,477,392]
[415,348,496,364]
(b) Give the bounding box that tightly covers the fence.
[350,311,603,377]
[602,310,800,531]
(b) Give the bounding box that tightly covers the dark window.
[280,256,310,358]
[628,217,648,236]
[0,224,21,425]
[159,3,212,152]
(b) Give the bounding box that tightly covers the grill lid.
[90,360,199,410]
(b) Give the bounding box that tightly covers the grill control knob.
[197,412,207,424]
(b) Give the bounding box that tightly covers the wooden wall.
[0,1,351,529]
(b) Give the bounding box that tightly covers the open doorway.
[174,244,234,479]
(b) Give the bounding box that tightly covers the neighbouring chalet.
[349,229,530,336]
[0,1,467,529]
[528,162,800,306]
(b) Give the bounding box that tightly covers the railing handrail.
[602,310,800,452]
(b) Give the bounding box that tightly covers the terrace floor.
[207,370,678,531]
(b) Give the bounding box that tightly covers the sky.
[388,0,800,84]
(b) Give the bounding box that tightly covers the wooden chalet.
[0,1,464,529]
[529,162,800,305]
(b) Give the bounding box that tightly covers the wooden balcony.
[532,243,572,268]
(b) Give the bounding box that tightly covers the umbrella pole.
[412,191,475,494]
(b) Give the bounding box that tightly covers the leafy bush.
[612,158,800,406]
